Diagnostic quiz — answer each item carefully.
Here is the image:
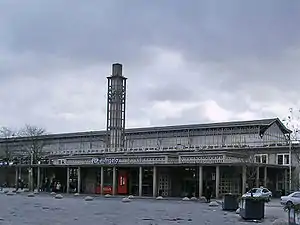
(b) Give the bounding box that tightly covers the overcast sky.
[0,0,300,133]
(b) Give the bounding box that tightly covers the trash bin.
[239,197,265,220]
[222,193,239,211]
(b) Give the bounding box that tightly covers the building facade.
[0,63,296,198]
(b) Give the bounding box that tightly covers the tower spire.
[106,63,127,152]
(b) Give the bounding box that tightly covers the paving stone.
[208,201,219,207]
[54,194,63,199]
[27,193,35,197]
[122,197,131,203]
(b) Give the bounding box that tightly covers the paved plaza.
[0,192,287,225]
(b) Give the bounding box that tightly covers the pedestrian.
[205,185,212,203]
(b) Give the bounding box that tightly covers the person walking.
[205,185,212,203]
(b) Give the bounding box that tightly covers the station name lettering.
[91,157,119,164]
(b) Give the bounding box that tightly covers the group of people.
[41,178,62,192]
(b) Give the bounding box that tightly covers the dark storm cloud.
[2,0,299,63]
[0,0,299,132]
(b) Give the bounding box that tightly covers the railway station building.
[0,64,296,198]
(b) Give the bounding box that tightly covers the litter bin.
[222,193,239,211]
[239,197,265,220]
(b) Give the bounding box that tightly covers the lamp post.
[28,150,34,191]
[289,136,292,192]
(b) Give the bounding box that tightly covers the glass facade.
[20,121,288,154]
[123,123,288,150]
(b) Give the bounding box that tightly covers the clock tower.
[106,63,127,152]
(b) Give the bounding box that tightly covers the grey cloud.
[2,0,300,64]
[144,83,196,102]
[0,0,299,133]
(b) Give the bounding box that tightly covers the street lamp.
[289,136,292,193]
[28,150,34,191]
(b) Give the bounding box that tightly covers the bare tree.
[0,127,16,186]
[17,124,47,191]
[0,127,16,161]
[17,124,47,164]
[242,150,260,189]
[282,108,300,190]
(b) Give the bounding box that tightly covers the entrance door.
[117,171,128,194]
[183,179,196,197]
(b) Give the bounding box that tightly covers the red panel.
[95,185,112,194]
[117,171,128,194]
[95,186,101,194]
[103,186,112,194]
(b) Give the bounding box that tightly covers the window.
[262,189,269,193]
[249,188,260,193]
[291,193,300,198]
[254,154,268,164]
[277,153,290,165]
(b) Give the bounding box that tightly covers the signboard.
[91,157,119,165]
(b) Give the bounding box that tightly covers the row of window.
[254,153,290,165]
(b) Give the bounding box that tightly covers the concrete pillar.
[77,167,81,193]
[66,167,70,193]
[37,167,41,191]
[242,166,247,194]
[112,167,116,195]
[275,172,278,191]
[153,166,157,197]
[263,167,267,187]
[28,167,33,191]
[215,166,220,198]
[18,167,21,179]
[198,166,203,198]
[256,167,260,187]
[139,166,143,196]
[100,167,104,195]
[284,169,288,191]
[15,167,18,187]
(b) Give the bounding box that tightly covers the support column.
[198,166,203,198]
[28,167,33,191]
[152,166,157,197]
[37,166,41,191]
[18,167,21,178]
[263,167,267,187]
[256,167,260,187]
[100,167,104,195]
[275,172,278,191]
[112,167,116,195]
[284,169,288,191]
[15,167,18,187]
[242,166,247,194]
[215,166,220,198]
[66,167,70,193]
[77,167,81,193]
[139,166,143,196]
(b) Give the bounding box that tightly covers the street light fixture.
[289,135,292,193]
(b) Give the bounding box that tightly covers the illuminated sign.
[91,158,119,165]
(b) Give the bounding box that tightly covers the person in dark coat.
[205,185,212,203]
